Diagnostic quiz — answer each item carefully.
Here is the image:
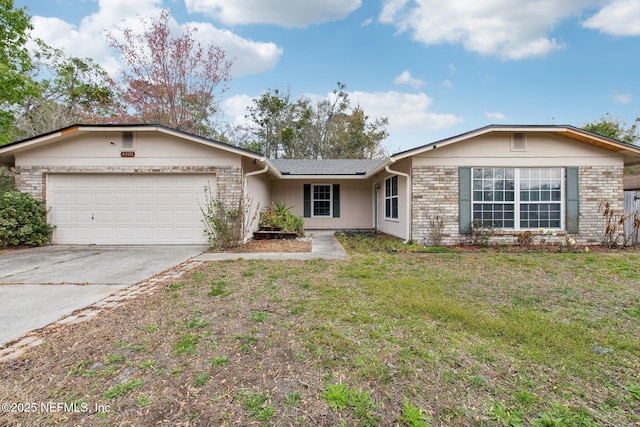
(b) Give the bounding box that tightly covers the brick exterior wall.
[411,166,460,245]
[411,165,624,246]
[579,166,624,244]
[14,166,243,209]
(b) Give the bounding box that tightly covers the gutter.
[242,160,269,242]
[385,163,411,243]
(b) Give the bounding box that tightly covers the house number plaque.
[120,151,135,157]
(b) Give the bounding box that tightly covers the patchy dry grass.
[1,236,639,426]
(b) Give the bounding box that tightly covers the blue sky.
[14,0,640,153]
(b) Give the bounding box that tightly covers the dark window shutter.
[333,184,340,218]
[566,167,580,233]
[459,167,472,234]
[303,184,311,218]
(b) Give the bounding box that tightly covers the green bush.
[259,201,304,235]
[0,191,53,247]
[200,183,242,249]
[0,174,15,191]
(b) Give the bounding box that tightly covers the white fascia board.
[277,174,372,180]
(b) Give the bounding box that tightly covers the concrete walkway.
[195,230,350,261]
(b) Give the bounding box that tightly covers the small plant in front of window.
[538,228,558,245]
[470,219,494,246]
[516,231,534,247]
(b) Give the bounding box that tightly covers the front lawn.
[1,236,639,426]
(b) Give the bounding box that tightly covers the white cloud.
[222,94,254,126]
[378,0,601,59]
[612,92,633,104]
[185,0,361,27]
[394,70,425,89]
[441,79,453,89]
[26,0,282,77]
[186,23,283,76]
[485,111,507,121]
[349,90,462,133]
[582,0,640,35]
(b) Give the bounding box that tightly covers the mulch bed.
[214,237,312,253]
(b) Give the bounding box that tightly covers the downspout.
[385,163,411,243]
[243,160,269,242]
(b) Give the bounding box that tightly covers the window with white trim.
[472,168,563,229]
[312,184,332,217]
[385,175,398,220]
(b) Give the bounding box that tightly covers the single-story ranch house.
[1,124,639,245]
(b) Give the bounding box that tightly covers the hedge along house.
[1,123,639,246]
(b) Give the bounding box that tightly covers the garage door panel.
[74,193,93,206]
[136,194,153,205]
[94,210,113,223]
[48,174,215,244]
[94,227,113,240]
[135,210,153,222]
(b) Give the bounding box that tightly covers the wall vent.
[511,132,526,151]
[121,131,135,150]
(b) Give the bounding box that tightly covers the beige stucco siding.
[242,159,272,236]
[15,131,242,168]
[375,158,411,240]
[271,179,374,229]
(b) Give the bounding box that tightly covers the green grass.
[173,333,201,356]
[102,379,143,399]
[208,356,229,367]
[240,390,274,421]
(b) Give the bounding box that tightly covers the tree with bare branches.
[106,10,233,136]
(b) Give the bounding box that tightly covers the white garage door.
[48,174,216,244]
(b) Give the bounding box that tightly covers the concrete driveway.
[0,245,206,346]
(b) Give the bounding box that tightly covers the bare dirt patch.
[213,237,312,253]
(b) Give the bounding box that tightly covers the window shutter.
[459,167,472,234]
[333,184,340,218]
[303,184,311,218]
[566,167,580,233]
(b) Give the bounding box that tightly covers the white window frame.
[384,175,399,220]
[471,167,565,230]
[311,184,333,218]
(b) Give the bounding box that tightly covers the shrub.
[0,191,53,247]
[470,219,494,246]
[259,201,304,235]
[0,175,14,191]
[516,231,534,247]
[428,215,444,246]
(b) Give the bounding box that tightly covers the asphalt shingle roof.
[270,159,386,175]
